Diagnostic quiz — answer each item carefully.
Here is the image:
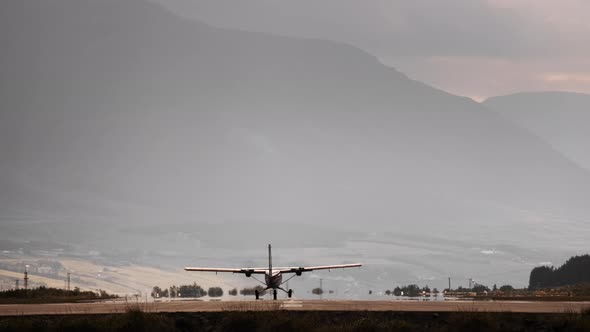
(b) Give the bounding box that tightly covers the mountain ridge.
[1,0,589,232]
[484,91,590,172]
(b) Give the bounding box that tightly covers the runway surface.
[1,300,589,316]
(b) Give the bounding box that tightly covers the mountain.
[1,0,589,239]
[484,92,590,172]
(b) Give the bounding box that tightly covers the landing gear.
[273,289,277,300]
[255,290,259,300]
[288,289,293,298]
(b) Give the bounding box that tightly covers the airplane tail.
[268,244,272,275]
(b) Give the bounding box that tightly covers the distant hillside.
[1,0,590,234]
[529,255,590,290]
[484,92,590,171]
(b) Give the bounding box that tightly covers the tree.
[207,287,223,297]
[385,290,391,296]
[529,266,554,290]
[528,255,590,290]
[151,286,162,298]
[499,285,514,293]
[228,288,238,296]
[493,284,497,292]
[432,288,439,297]
[405,285,420,297]
[312,287,324,295]
[240,285,266,296]
[169,285,178,298]
[178,283,206,298]
[472,284,490,293]
[393,285,422,297]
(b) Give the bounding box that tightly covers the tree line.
[150,284,270,298]
[383,283,518,297]
[384,285,437,297]
[151,283,211,298]
[529,254,590,290]
[0,286,115,304]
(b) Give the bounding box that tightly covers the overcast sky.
[155,0,590,100]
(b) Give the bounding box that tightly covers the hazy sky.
[156,0,590,100]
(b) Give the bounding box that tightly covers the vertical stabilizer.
[268,244,272,275]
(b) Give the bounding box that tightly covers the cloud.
[156,0,589,59]
[155,0,590,97]
[381,55,590,99]
[542,73,590,84]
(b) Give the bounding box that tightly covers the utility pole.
[448,277,451,291]
[320,279,323,300]
[67,272,71,291]
[24,265,29,290]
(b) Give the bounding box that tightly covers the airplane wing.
[184,267,267,275]
[279,263,362,274]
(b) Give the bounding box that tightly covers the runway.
[0,299,588,316]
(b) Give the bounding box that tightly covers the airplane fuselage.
[265,271,283,289]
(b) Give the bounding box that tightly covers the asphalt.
[1,299,589,316]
